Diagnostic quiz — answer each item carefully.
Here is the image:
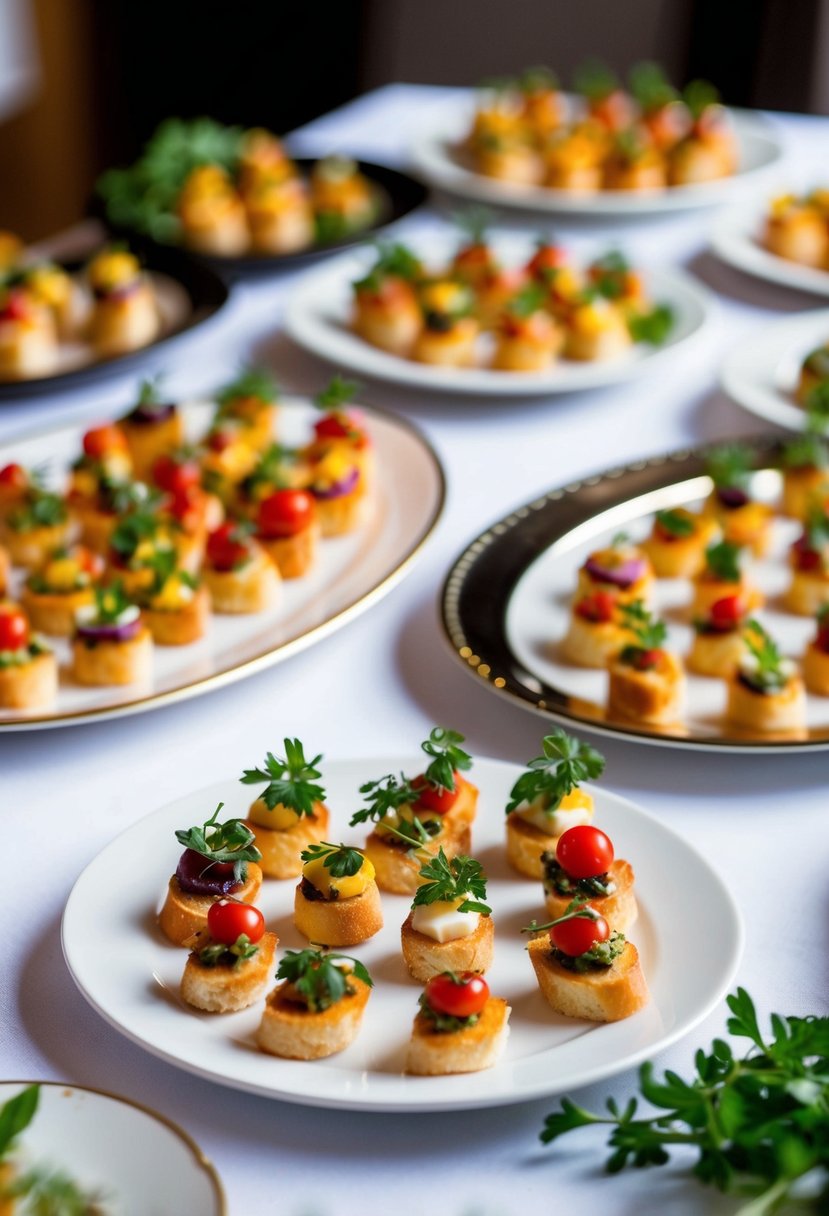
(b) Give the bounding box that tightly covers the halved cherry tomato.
[556,825,614,879]
[0,463,26,489]
[206,523,251,572]
[575,592,616,623]
[315,414,352,441]
[153,453,201,495]
[411,772,460,813]
[424,972,489,1018]
[709,594,744,630]
[551,912,609,957]
[82,424,127,460]
[0,606,29,651]
[207,900,265,946]
[256,489,314,539]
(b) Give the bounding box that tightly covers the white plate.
[285,234,712,397]
[721,309,829,433]
[712,203,829,298]
[62,755,743,1113]
[410,107,782,217]
[0,1081,224,1214]
[0,397,444,730]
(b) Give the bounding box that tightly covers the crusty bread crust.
[158,864,264,946]
[246,802,330,878]
[19,585,94,636]
[294,880,383,946]
[202,548,280,613]
[364,823,472,896]
[180,930,277,1013]
[687,629,746,678]
[528,936,649,1022]
[564,319,631,362]
[142,585,211,646]
[804,643,829,696]
[607,650,685,725]
[506,813,558,880]
[257,975,371,1059]
[315,488,369,538]
[259,521,319,579]
[401,911,494,982]
[354,302,422,357]
[491,331,561,372]
[71,627,153,686]
[543,858,638,933]
[0,651,58,709]
[726,673,807,733]
[405,996,510,1075]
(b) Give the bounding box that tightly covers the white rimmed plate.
[62,755,743,1113]
[712,202,829,298]
[0,397,444,730]
[410,108,782,217]
[285,235,712,397]
[721,309,829,432]
[0,1081,225,1214]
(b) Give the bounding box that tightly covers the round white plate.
[62,755,743,1113]
[0,397,444,730]
[712,203,829,298]
[285,234,712,397]
[721,309,829,433]
[0,1081,224,1214]
[410,107,782,217]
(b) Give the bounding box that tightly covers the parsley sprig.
[350,774,441,853]
[420,726,472,792]
[240,739,325,816]
[217,366,279,408]
[175,803,261,882]
[505,282,548,319]
[315,375,359,411]
[0,1084,38,1159]
[454,205,492,246]
[706,444,752,491]
[300,841,365,879]
[276,947,372,1012]
[412,848,491,915]
[742,620,789,693]
[506,729,605,814]
[353,242,421,293]
[89,581,134,624]
[8,486,67,533]
[619,600,668,657]
[705,540,742,582]
[655,508,695,537]
[628,305,674,346]
[0,1085,107,1212]
[540,988,829,1214]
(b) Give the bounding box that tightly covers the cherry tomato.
[1,290,31,322]
[166,485,201,527]
[411,772,460,814]
[0,463,26,489]
[76,546,105,578]
[793,537,823,572]
[207,428,234,453]
[207,900,265,946]
[575,592,615,623]
[527,244,567,279]
[82,424,127,460]
[0,607,29,651]
[556,825,614,879]
[315,414,351,441]
[709,594,744,630]
[206,523,250,571]
[551,912,609,957]
[153,453,201,495]
[256,489,314,539]
[424,972,489,1018]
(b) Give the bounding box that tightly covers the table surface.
[2,84,827,1216]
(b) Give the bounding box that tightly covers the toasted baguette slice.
[607,650,685,725]
[804,642,829,696]
[401,911,494,983]
[726,673,806,733]
[246,804,330,879]
[19,585,94,636]
[259,522,319,579]
[181,930,277,1013]
[142,585,211,645]
[687,628,746,678]
[314,488,369,538]
[158,864,264,946]
[406,996,510,1075]
[293,880,383,946]
[364,824,471,896]
[0,651,58,709]
[257,975,371,1059]
[543,858,638,933]
[528,936,649,1022]
[784,570,829,618]
[561,613,626,669]
[71,628,153,686]
[202,547,280,613]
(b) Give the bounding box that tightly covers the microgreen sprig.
[240,739,325,816]
[420,726,472,792]
[706,443,752,491]
[354,242,421,293]
[315,375,359,412]
[412,848,491,915]
[742,620,789,692]
[506,729,605,814]
[175,802,261,883]
[277,947,372,1012]
[216,366,279,408]
[521,897,603,935]
[628,305,674,346]
[705,540,742,582]
[300,841,365,879]
[199,932,260,969]
[655,508,696,538]
[619,600,668,652]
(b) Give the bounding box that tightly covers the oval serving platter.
[441,437,829,752]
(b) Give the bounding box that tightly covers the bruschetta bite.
[71,582,153,687]
[181,899,277,1013]
[703,445,772,556]
[257,948,373,1060]
[294,841,383,947]
[406,971,511,1075]
[727,620,806,734]
[401,848,493,982]
[241,738,330,878]
[607,601,685,725]
[202,521,280,613]
[541,824,637,933]
[0,602,57,709]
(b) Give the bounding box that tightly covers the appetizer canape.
[688,589,750,678]
[603,130,667,192]
[177,164,250,255]
[575,60,635,134]
[401,848,493,982]
[451,210,502,293]
[516,66,566,137]
[406,971,510,1075]
[199,418,260,502]
[764,192,829,268]
[119,379,184,481]
[158,803,263,946]
[67,422,136,553]
[310,156,378,239]
[505,729,604,879]
[802,605,829,695]
[352,728,477,894]
[784,508,829,616]
[726,620,806,734]
[667,82,736,185]
[245,173,314,254]
[214,367,279,453]
[107,505,176,597]
[642,507,717,578]
[575,534,653,607]
[352,243,423,356]
[470,94,544,186]
[541,824,637,933]
[780,426,829,522]
[20,544,104,636]
[305,375,373,491]
[561,586,627,669]
[86,246,159,356]
[180,899,277,1013]
[71,582,153,687]
[257,948,373,1060]
[254,487,318,578]
[308,448,367,537]
[139,550,210,646]
[234,442,307,518]
[0,603,57,710]
[545,127,605,192]
[20,260,88,340]
[703,445,773,556]
[240,738,330,878]
[492,284,563,371]
[564,292,632,361]
[412,280,478,367]
[525,900,649,1022]
[691,540,762,619]
[630,61,689,152]
[0,284,58,379]
[294,841,383,947]
[202,520,280,613]
[607,601,685,725]
[1,483,73,570]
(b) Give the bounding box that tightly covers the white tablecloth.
[1,85,827,1216]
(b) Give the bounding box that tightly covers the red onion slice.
[313,467,360,500]
[584,555,646,588]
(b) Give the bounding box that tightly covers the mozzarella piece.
[411,897,479,943]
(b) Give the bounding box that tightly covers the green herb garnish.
[8,487,66,533]
[453,205,492,246]
[803,380,829,421]
[781,430,828,471]
[420,726,472,792]
[628,304,674,346]
[300,841,365,879]
[412,848,491,915]
[216,366,279,409]
[175,802,261,883]
[519,65,559,93]
[353,242,421,293]
[619,600,668,655]
[505,282,547,318]
[88,582,134,625]
[276,947,372,1012]
[506,729,605,815]
[315,375,359,411]
[706,444,752,491]
[542,851,615,899]
[350,773,441,853]
[655,508,695,537]
[240,739,325,817]
[741,619,788,693]
[628,61,678,111]
[108,508,166,561]
[705,540,742,582]
[198,932,260,969]
[540,987,829,1215]
[573,58,618,102]
[684,78,721,119]
[0,1084,39,1159]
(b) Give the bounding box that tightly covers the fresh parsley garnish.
[506,729,605,814]
[175,803,261,883]
[198,932,259,969]
[706,444,752,491]
[628,61,678,111]
[573,58,618,101]
[0,1084,39,1159]
[453,205,492,246]
[276,947,372,1012]
[351,772,418,825]
[216,366,278,409]
[300,841,365,879]
[543,852,614,899]
[705,540,742,582]
[8,487,67,532]
[420,726,472,792]
[240,739,325,816]
[412,848,491,915]
[742,620,789,693]
[628,305,674,346]
[315,375,359,411]
[618,600,667,657]
[505,282,547,319]
[683,78,721,119]
[89,582,134,624]
[353,242,420,293]
[655,508,695,537]
[109,508,167,561]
